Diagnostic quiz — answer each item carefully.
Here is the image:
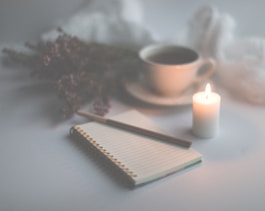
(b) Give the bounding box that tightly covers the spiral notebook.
[70,110,202,187]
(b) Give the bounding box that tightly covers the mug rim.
[139,44,199,66]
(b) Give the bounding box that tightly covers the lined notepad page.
[77,110,202,186]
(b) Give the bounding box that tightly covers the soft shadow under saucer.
[123,79,210,106]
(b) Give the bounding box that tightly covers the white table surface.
[1,1,265,211]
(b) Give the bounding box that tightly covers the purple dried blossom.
[2,28,142,119]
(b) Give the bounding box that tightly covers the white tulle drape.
[39,1,265,105]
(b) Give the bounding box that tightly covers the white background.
[1,0,265,43]
[0,1,265,211]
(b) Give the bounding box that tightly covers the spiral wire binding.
[70,126,137,179]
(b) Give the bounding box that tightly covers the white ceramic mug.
[139,44,216,96]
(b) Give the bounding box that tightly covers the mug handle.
[193,58,216,84]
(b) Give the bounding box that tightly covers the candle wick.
[205,83,211,100]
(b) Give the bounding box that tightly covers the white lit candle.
[192,83,221,138]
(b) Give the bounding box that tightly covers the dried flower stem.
[2,28,142,118]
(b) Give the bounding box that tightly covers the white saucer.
[124,80,210,106]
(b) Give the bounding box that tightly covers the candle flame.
[205,83,211,99]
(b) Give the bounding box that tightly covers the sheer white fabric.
[40,1,265,105]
